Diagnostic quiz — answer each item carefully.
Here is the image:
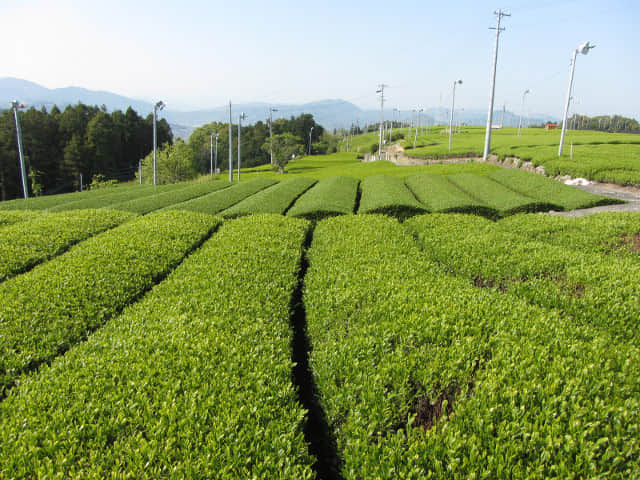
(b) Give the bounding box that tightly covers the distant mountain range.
[1,78,557,139]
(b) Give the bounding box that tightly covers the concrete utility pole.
[449,80,462,151]
[518,89,531,137]
[391,108,398,142]
[483,9,510,161]
[238,112,246,181]
[153,100,166,186]
[308,126,314,155]
[559,41,595,156]
[210,132,219,176]
[376,84,387,160]
[413,108,423,148]
[269,107,278,165]
[228,101,233,182]
[10,101,28,199]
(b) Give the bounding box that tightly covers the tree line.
[0,104,172,200]
[563,114,639,134]
[140,113,338,184]
[0,104,339,197]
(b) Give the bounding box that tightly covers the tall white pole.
[152,100,165,186]
[308,126,314,155]
[376,84,387,160]
[210,132,214,177]
[238,112,245,182]
[269,107,278,165]
[11,101,28,199]
[449,81,461,151]
[518,89,531,137]
[228,101,233,182]
[483,9,510,161]
[152,107,157,186]
[559,41,595,155]
[214,134,218,175]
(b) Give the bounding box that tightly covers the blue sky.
[2,0,638,119]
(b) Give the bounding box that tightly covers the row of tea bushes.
[220,178,316,218]
[0,211,220,396]
[0,215,315,479]
[0,209,135,282]
[110,181,232,214]
[406,214,640,341]
[287,176,359,221]
[304,214,640,478]
[170,178,278,215]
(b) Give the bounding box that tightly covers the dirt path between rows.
[382,142,640,217]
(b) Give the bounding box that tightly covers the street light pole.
[153,100,166,186]
[559,41,595,156]
[449,80,462,151]
[517,89,531,137]
[228,101,233,182]
[376,84,387,160]
[308,126,314,155]
[214,133,219,175]
[210,131,219,177]
[238,112,246,182]
[269,107,278,166]
[10,101,28,199]
[483,9,510,161]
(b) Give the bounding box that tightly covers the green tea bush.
[358,175,427,220]
[170,177,277,214]
[405,173,496,217]
[287,176,359,220]
[220,177,316,218]
[0,215,314,478]
[111,181,232,214]
[0,211,220,396]
[0,209,135,282]
[488,168,620,210]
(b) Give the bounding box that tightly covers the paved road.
[550,183,640,217]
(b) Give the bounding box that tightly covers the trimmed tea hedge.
[0,209,135,282]
[47,184,186,212]
[0,211,220,396]
[220,177,316,218]
[110,181,232,214]
[0,210,42,227]
[170,178,278,214]
[0,215,314,479]
[406,213,640,341]
[305,214,640,478]
[405,173,495,217]
[358,175,427,220]
[447,173,555,215]
[488,168,621,211]
[0,185,154,211]
[287,176,360,220]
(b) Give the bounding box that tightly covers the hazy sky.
[3,0,638,119]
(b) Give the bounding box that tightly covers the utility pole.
[10,101,28,199]
[559,41,595,156]
[238,112,246,182]
[449,80,462,151]
[210,132,219,176]
[214,133,219,175]
[269,107,278,165]
[376,84,387,160]
[308,126,314,155]
[153,100,166,186]
[518,89,531,137]
[483,9,510,161]
[228,101,233,182]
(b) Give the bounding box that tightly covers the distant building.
[545,122,558,130]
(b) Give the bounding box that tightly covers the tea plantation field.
[0,161,638,478]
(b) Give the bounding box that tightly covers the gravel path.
[550,182,640,217]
